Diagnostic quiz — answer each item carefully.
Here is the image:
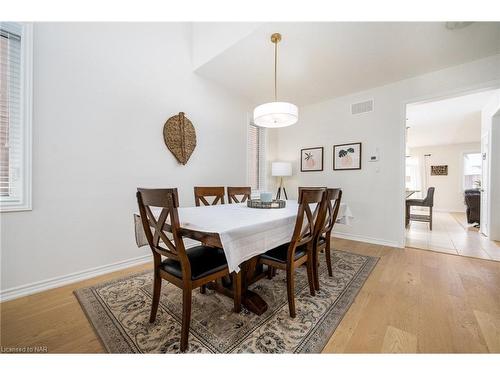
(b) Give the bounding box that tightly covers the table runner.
[134,200,353,273]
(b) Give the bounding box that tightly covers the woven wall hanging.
[163,112,196,165]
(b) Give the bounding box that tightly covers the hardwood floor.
[1,238,499,353]
[324,238,500,353]
[0,262,150,353]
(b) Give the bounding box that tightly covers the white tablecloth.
[135,200,353,273]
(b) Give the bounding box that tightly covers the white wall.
[191,23,261,70]
[270,54,500,247]
[0,23,251,296]
[409,143,481,212]
[481,90,500,240]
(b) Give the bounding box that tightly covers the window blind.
[0,22,24,203]
[463,152,482,190]
[247,123,266,192]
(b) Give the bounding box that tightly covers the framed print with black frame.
[300,147,324,172]
[333,142,362,170]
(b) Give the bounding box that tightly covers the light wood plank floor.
[1,238,499,353]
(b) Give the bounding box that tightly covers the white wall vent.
[351,99,374,115]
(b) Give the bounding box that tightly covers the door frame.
[480,133,489,236]
[399,80,500,247]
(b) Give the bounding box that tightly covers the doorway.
[404,89,500,261]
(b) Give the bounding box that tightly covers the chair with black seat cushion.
[194,186,225,206]
[258,188,328,318]
[136,188,240,352]
[263,186,329,281]
[406,187,435,230]
[314,188,342,289]
[227,186,251,203]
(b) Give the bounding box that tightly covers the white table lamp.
[272,162,292,200]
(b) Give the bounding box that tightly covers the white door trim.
[400,79,500,247]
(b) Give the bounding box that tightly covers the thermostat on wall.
[368,147,379,162]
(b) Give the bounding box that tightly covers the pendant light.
[253,33,298,128]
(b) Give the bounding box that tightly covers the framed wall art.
[300,147,324,172]
[431,165,448,176]
[333,142,362,170]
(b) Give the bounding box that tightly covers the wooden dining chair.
[298,186,327,200]
[227,186,251,203]
[194,186,225,206]
[313,188,342,290]
[298,186,327,194]
[258,188,328,318]
[265,187,327,281]
[257,186,328,280]
[136,188,241,352]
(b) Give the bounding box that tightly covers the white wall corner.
[191,22,261,71]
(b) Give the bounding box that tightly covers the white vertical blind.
[247,123,267,192]
[405,156,421,191]
[0,22,31,210]
[463,152,482,190]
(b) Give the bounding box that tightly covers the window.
[405,156,421,191]
[0,22,32,211]
[463,152,482,190]
[247,123,266,192]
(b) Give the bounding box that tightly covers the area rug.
[75,249,378,353]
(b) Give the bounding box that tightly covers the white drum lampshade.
[272,162,292,177]
[253,102,298,128]
[272,162,292,200]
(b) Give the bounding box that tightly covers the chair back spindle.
[320,188,343,237]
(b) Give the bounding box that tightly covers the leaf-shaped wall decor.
[163,112,197,165]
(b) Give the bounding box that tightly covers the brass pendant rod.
[270,32,281,102]
[274,40,278,102]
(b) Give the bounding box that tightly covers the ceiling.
[406,89,499,148]
[194,22,500,106]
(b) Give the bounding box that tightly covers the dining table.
[406,189,420,198]
[134,200,353,315]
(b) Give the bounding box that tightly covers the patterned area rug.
[75,249,378,353]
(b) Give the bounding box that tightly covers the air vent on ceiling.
[351,99,374,115]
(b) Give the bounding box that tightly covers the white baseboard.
[433,208,466,213]
[0,254,151,303]
[332,231,403,249]
[1,232,402,302]
[413,207,465,213]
